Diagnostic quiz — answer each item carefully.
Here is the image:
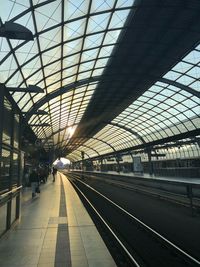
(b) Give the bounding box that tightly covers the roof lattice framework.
[0,0,200,161]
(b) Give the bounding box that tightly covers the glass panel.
[11,196,17,224]
[0,204,7,235]
[13,114,19,149]
[12,153,19,187]
[1,149,11,193]
[1,1,133,152]
[2,98,12,146]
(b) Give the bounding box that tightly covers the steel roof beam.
[85,128,200,161]
[52,135,116,154]
[1,6,133,64]
[8,0,57,24]
[104,122,146,144]
[25,76,101,121]
[67,146,99,159]
[159,77,200,99]
[58,0,65,151]
[58,148,91,160]
[30,0,53,140]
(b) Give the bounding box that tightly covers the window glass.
[12,153,19,187]
[13,114,19,149]
[0,149,11,193]
[2,98,12,146]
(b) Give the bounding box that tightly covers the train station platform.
[0,173,116,267]
[90,171,200,185]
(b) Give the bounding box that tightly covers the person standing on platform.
[29,168,40,198]
[52,167,57,182]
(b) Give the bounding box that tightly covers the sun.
[67,126,76,138]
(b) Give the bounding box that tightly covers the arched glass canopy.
[1,0,135,151]
[67,42,200,161]
[1,0,200,162]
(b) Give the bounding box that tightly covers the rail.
[68,175,200,267]
[0,186,22,206]
[66,170,200,215]
[70,178,141,267]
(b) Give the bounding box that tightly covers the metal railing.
[0,186,22,206]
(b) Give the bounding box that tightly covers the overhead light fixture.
[6,85,44,93]
[0,21,34,41]
[28,85,44,93]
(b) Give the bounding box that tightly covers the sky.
[53,157,70,167]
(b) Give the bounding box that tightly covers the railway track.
[65,171,200,211]
[67,173,200,267]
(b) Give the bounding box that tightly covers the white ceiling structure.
[1,0,200,161]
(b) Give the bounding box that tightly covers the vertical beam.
[16,115,23,220]
[81,151,84,169]
[91,160,94,171]
[7,111,14,229]
[0,85,4,189]
[115,155,121,173]
[103,158,107,172]
[147,148,153,176]
[100,158,103,172]
[130,153,134,172]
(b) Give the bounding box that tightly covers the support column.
[116,154,121,173]
[130,153,134,172]
[147,147,153,176]
[104,158,108,172]
[90,160,94,171]
[81,151,84,170]
[0,85,4,185]
[99,158,102,172]
[16,115,23,220]
[7,111,14,230]
[81,151,84,179]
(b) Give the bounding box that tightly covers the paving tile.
[88,258,117,267]
[40,248,56,254]
[85,248,113,260]
[38,264,55,267]
[70,247,86,257]
[71,256,89,267]
[71,261,89,267]
[38,257,55,264]
[0,175,116,267]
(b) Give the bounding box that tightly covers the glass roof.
[0,0,134,147]
[113,81,199,141]
[1,1,200,162]
[67,43,200,161]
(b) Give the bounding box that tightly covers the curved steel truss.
[1,0,200,161]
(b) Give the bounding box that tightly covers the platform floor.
[0,173,116,267]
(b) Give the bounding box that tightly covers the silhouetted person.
[29,168,39,198]
[52,167,57,182]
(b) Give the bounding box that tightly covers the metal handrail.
[0,185,22,200]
